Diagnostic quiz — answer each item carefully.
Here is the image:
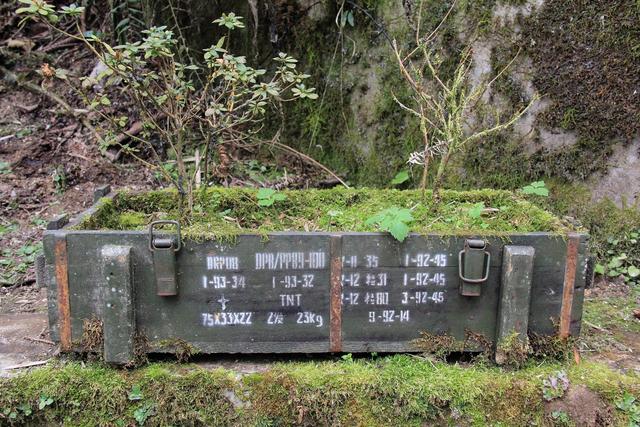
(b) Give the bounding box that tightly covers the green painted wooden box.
[40,187,589,364]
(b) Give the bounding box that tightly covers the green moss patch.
[0,362,236,425]
[77,187,571,240]
[1,357,637,426]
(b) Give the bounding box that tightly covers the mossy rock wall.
[152,0,639,202]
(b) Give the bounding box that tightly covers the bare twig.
[23,336,55,346]
[2,360,50,370]
[268,131,349,188]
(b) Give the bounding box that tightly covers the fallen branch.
[583,320,611,334]
[2,360,50,370]
[266,131,349,188]
[23,336,55,346]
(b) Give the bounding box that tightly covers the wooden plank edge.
[559,233,580,339]
[330,235,343,352]
[54,236,72,351]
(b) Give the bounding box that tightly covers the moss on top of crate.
[77,187,574,240]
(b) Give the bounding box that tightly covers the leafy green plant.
[365,207,414,241]
[128,385,143,401]
[52,165,66,194]
[256,188,286,207]
[338,8,355,28]
[594,230,640,284]
[16,3,318,212]
[1,242,42,285]
[236,159,284,183]
[550,410,571,426]
[341,353,354,362]
[467,202,490,229]
[2,407,17,420]
[615,392,640,427]
[133,402,155,425]
[468,202,485,219]
[0,161,11,175]
[38,395,54,410]
[0,223,17,235]
[542,370,569,401]
[110,0,148,43]
[521,181,550,197]
[390,170,410,186]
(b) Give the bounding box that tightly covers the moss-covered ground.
[76,187,572,240]
[0,355,637,426]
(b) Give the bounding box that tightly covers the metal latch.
[458,239,490,296]
[149,220,181,296]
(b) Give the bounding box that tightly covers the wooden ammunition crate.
[40,187,589,364]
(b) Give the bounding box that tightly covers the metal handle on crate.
[148,220,181,296]
[458,239,490,296]
[148,220,181,252]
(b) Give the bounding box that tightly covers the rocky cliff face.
[163,0,639,204]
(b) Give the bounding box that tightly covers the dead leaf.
[40,63,55,79]
[6,38,35,53]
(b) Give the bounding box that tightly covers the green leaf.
[608,258,622,269]
[388,221,410,242]
[16,7,36,15]
[54,68,68,80]
[521,181,549,197]
[60,4,85,17]
[256,188,286,207]
[390,170,409,186]
[256,188,275,200]
[594,263,605,275]
[38,394,54,409]
[213,13,245,30]
[365,207,414,242]
[128,385,143,401]
[468,202,485,219]
[347,10,355,27]
[627,265,640,278]
[133,402,155,425]
[394,209,414,223]
[18,403,32,416]
[0,161,11,174]
[257,199,274,207]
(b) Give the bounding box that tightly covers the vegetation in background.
[0,357,638,426]
[16,2,321,212]
[594,231,640,285]
[391,0,534,197]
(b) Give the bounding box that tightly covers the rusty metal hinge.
[149,220,181,296]
[458,239,490,297]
